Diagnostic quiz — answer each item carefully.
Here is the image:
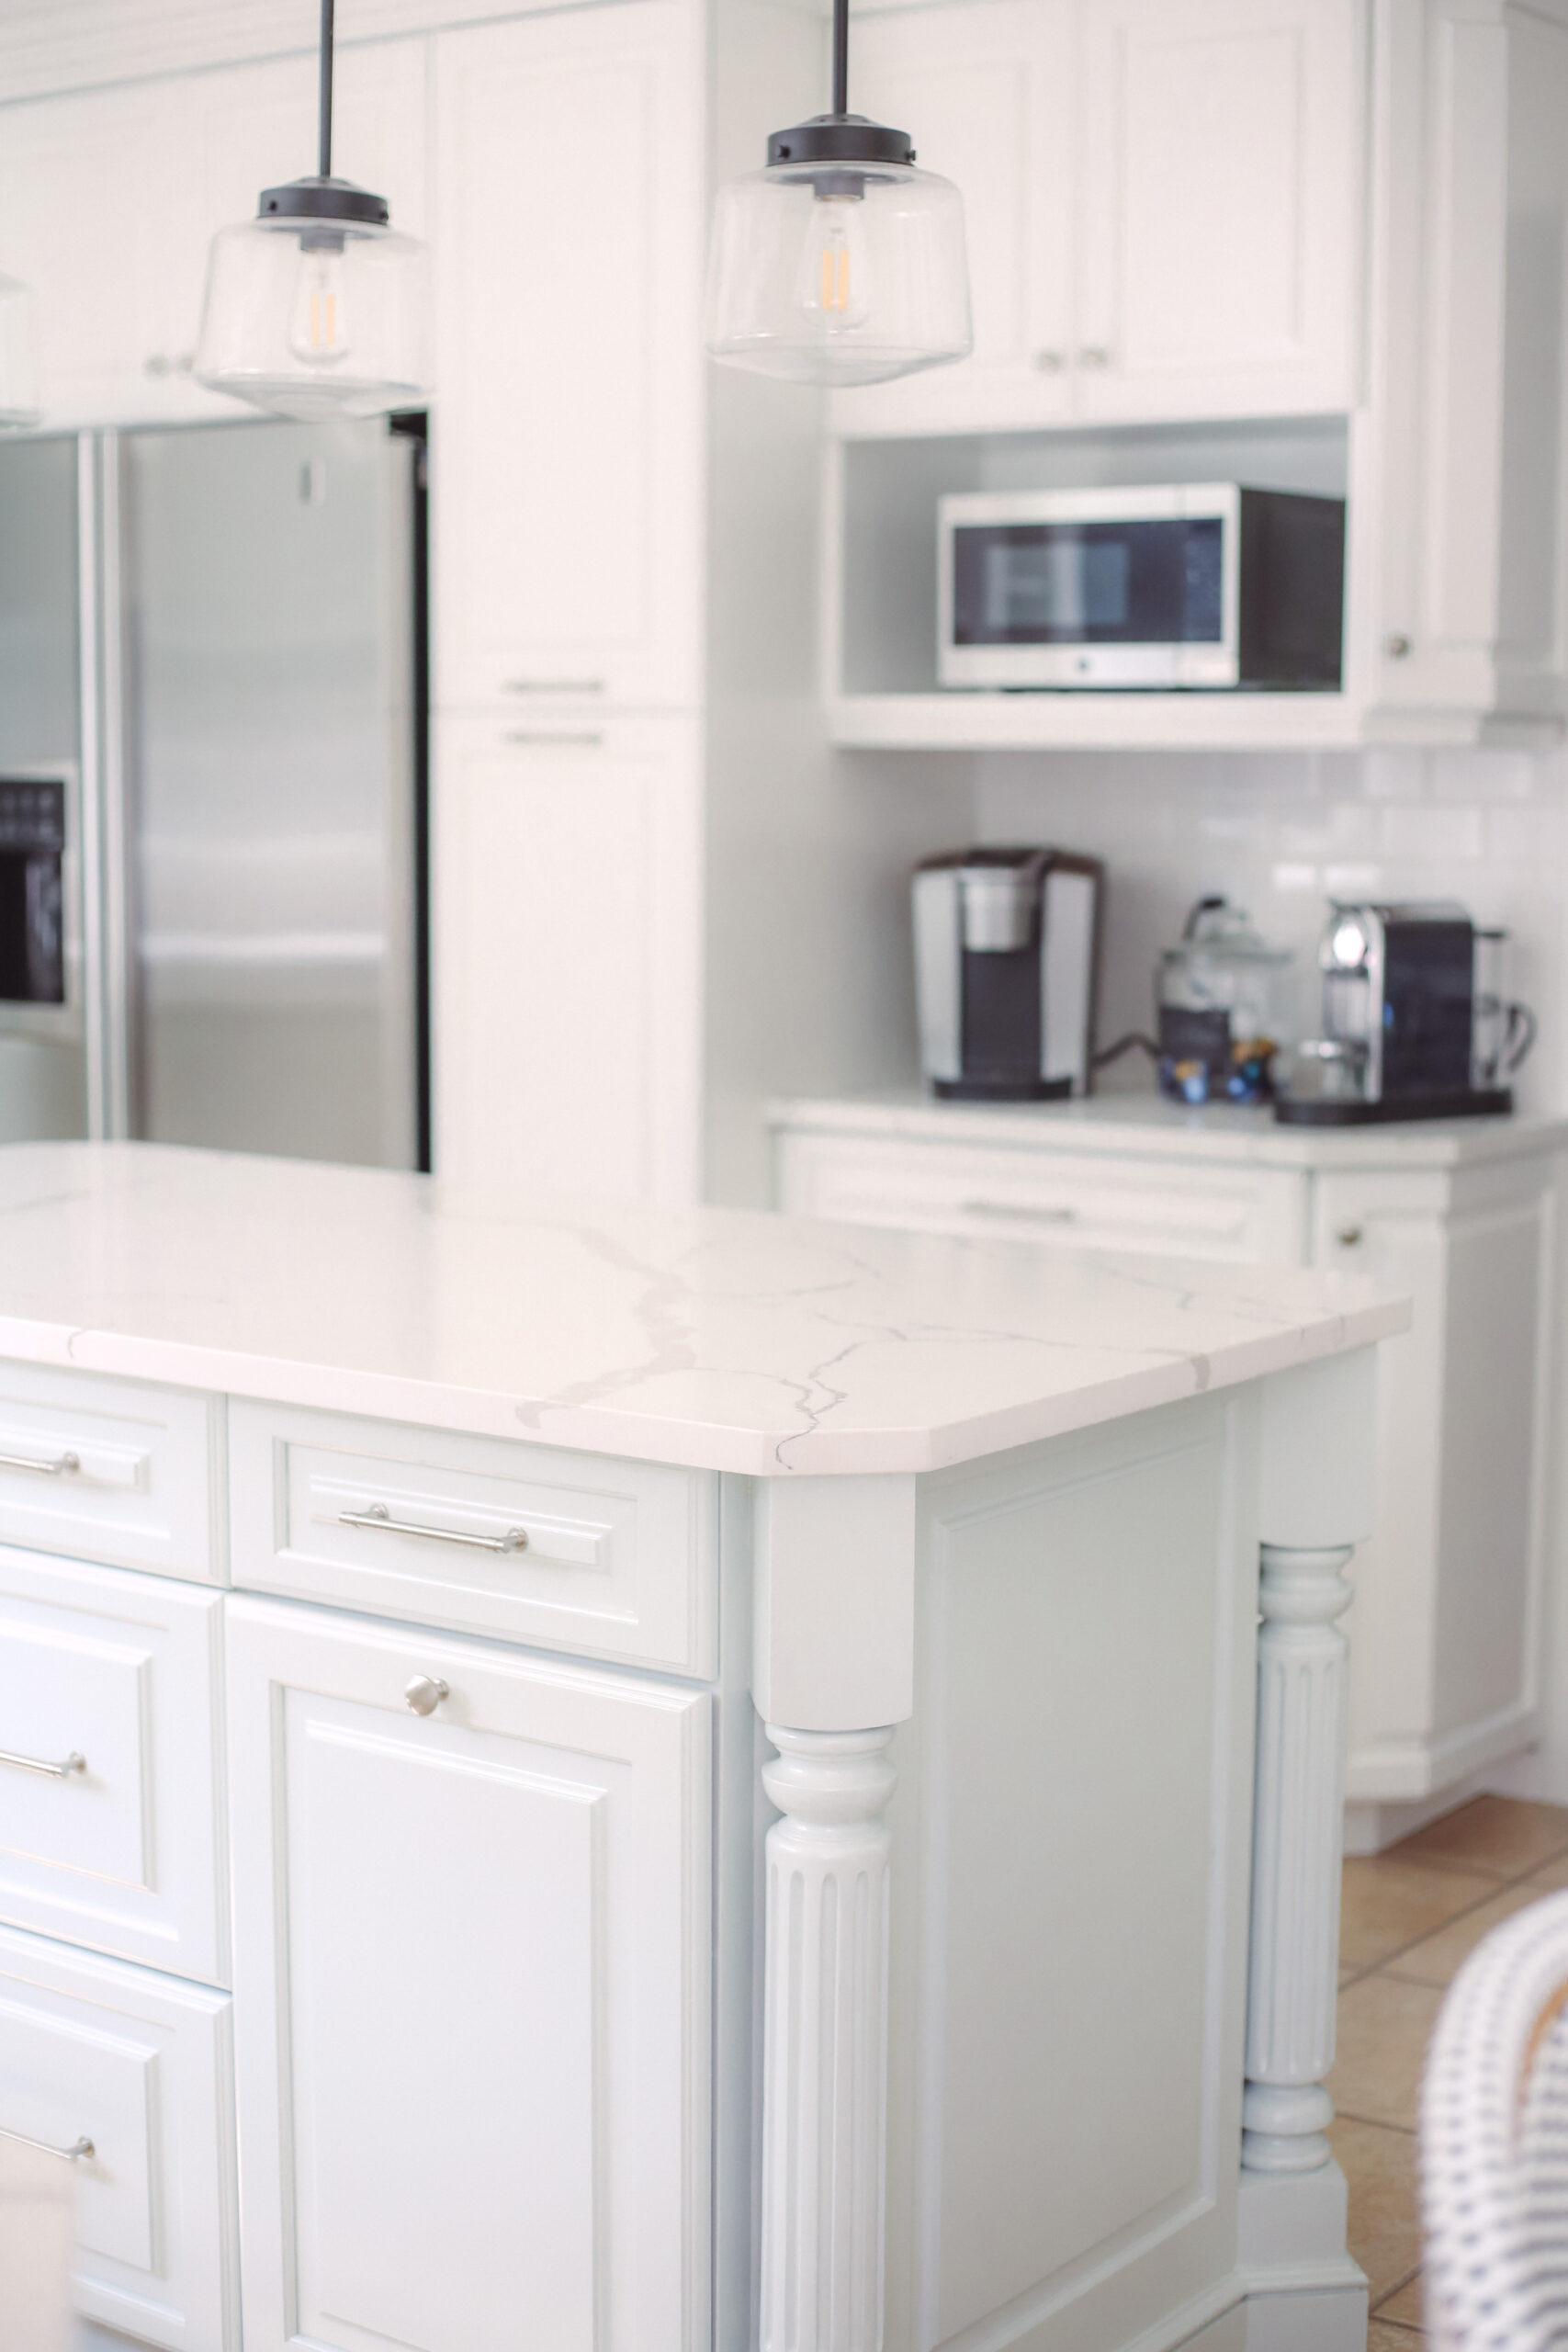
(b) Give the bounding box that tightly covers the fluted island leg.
[1243,1542,1355,2174]
[759,1724,897,2352]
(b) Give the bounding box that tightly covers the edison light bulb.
[288,239,351,368]
[795,193,872,333]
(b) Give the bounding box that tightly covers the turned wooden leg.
[1243,1542,1354,2174]
[759,1724,897,2352]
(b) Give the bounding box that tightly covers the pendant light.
[0,275,40,429]
[705,0,972,388]
[194,0,430,420]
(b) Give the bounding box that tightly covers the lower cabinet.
[225,1595,713,2352]
[772,1104,1561,1838]
[0,1922,237,2350]
[1315,1159,1558,1815]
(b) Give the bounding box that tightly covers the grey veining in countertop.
[0,1142,1408,1476]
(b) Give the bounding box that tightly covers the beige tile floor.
[1331,1793,1568,2345]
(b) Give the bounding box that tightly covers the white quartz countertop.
[0,1143,1408,1477]
[769,1091,1568,1169]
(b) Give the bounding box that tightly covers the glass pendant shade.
[0,273,41,428]
[705,154,971,387]
[194,192,430,421]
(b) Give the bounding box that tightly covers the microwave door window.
[954,518,1224,645]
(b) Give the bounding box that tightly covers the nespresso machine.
[1275,899,1534,1124]
[913,847,1103,1100]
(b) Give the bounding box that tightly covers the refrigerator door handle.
[77,429,131,1141]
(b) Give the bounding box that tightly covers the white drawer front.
[776,1133,1303,1265]
[0,1923,238,2351]
[0,1363,220,1584]
[229,1402,718,1677]
[0,1550,227,1984]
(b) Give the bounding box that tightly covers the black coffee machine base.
[1274,1086,1513,1126]
[932,1077,1077,1103]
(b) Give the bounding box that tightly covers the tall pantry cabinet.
[432,0,905,1209]
[430,3,707,1204]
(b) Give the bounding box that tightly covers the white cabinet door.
[433,5,705,709]
[0,80,179,427]
[0,1548,227,1983]
[434,713,702,1202]
[830,0,1077,437]
[226,1596,711,2352]
[0,1922,238,2351]
[1076,0,1361,419]
[1314,1159,1554,1806]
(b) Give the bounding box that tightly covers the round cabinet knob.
[1077,345,1111,368]
[403,1675,449,1717]
[1032,348,1065,373]
[1335,1224,1365,1248]
[1384,633,1413,660]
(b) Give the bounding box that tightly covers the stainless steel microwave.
[936,484,1346,692]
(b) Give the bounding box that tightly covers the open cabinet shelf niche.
[824,416,1371,750]
[827,418,1363,748]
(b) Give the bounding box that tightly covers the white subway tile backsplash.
[974,745,1567,1114]
[1378,802,1485,861]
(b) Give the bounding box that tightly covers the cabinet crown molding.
[0,0,537,107]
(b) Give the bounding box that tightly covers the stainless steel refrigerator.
[0,414,426,1169]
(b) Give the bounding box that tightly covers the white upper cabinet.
[0,40,427,430]
[1075,0,1361,420]
[0,78,183,427]
[432,5,705,710]
[834,0,1362,437]
[835,0,1077,435]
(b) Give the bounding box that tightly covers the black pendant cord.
[318,0,335,179]
[831,0,850,118]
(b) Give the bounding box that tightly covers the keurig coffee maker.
[1276,899,1534,1124]
[913,847,1103,1101]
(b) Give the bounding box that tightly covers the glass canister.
[1157,897,1293,1106]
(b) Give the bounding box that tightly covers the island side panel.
[885,1390,1262,2352]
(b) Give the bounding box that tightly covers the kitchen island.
[0,1143,1406,2352]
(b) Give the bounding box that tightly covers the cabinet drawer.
[0,1923,238,2351]
[775,1132,1304,1264]
[0,1549,227,1983]
[0,1363,220,1584]
[229,1401,718,1677]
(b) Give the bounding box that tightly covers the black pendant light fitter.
[705,0,973,386]
[194,0,431,419]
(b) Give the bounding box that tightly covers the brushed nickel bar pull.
[960,1200,1077,1225]
[0,1447,80,1477]
[338,1504,529,1555]
[0,1747,86,1780]
[503,678,605,695]
[0,2124,94,2162]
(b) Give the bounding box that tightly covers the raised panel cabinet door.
[1315,1159,1554,1806]
[225,1596,712,2352]
[1076,0,1362,420]
[0,79,180,425]
[433,716,702,1202]
[0,1922,239,2351]
[433,5,705,709]
[829,0,1076,437]
[0,1547,227,1982]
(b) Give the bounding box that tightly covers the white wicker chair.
[1422,1887,1568,2351]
